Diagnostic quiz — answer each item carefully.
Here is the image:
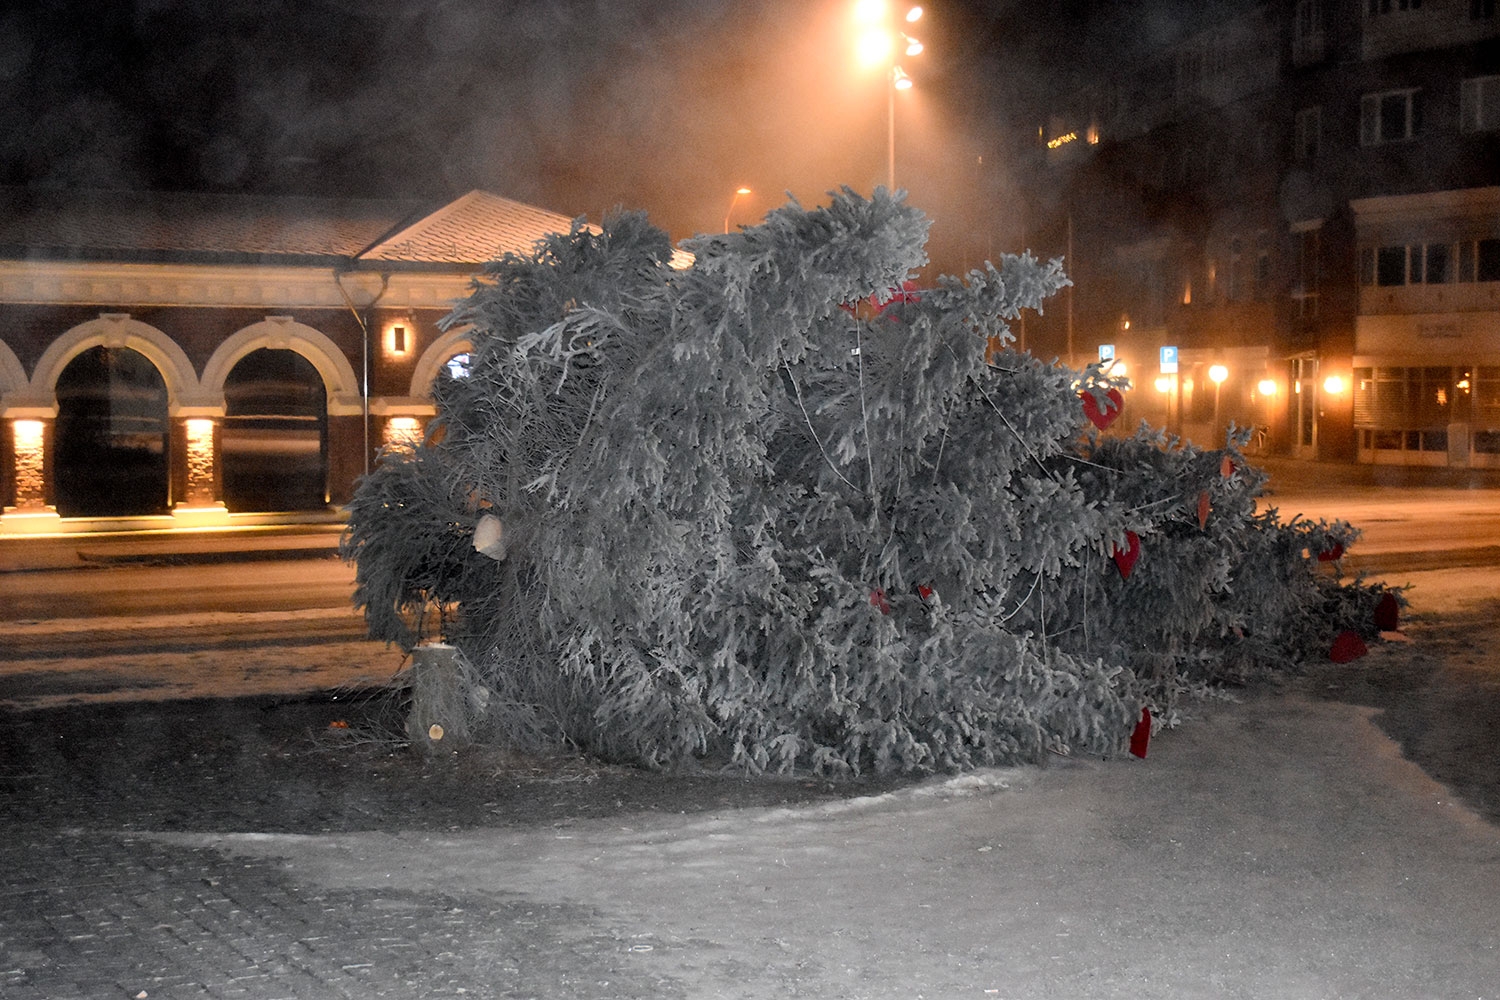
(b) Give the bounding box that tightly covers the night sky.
[0,0,1228,268]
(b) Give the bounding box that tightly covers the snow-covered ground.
[158,691,1500,999]
[6,558,1499,995]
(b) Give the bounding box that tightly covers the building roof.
[361,190,580,266]
[0,187,577,268]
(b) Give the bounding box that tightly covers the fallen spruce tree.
[341,187,1394,775]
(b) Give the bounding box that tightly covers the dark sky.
[0,0,1225,267]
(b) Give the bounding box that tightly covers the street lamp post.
[724,186,752,234]
[1208,364,1229,441]
[853,2,923,190]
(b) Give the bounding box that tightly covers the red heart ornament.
[1111,531,1140,580]
[868,279,922,312]
[870,588,891,615]
[1081,388,1124,430]
[1318,543,1344,562]
[1196,490,1211,530]
[1329,630,1368,663]
[1374,592,1400,631]
[1129,707,1152,759]
[916,584,934,601]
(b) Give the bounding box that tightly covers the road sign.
[1099,344,1115,362]
[1160,345,1179,374]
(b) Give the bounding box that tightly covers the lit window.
[444,352,472,379]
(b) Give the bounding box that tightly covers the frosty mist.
[340,188,1391,777]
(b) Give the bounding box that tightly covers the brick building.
[0,187,578,533]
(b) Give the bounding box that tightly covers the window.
[443,353,472,379]
[1461,76,1500,133]
[1376,245,1408,285]
[1295,106,1321,160]
[1255,230,1271,294]
[1361,241,1495,285]
[1361,89,1420,144]
[1227,237,1244,300]
[1293,0,1325,63]
[1481,239,1500,282]
[1425,243,1450,283]
[1367,0,1422,12]
[1294,227,1320,317]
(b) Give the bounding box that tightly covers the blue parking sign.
[1159,345,1179,374]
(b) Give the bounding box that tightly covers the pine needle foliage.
[341,189,1390,776]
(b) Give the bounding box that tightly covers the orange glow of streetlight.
[852,2,925,190]
[855,27,894,65]
[1208,364,1229,385]
[724,187,752,234]
[1323,375,1346,395]
[1257,378,1278,396]
[1155,376,1173,393]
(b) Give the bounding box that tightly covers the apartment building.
[1021,0,1500,465]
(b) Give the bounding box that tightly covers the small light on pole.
[1209,364,1228,435]
[724,186,752,234]
[1323,374,1346,395]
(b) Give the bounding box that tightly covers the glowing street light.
[1208,364,1228,435]
[851,2,924,190]
[724,186,752,233]
[1323,374,1346,395]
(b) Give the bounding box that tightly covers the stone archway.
[52,345,171,517]
[220,348,330,512]
[30,315,201,411]
[409,326,475,399]
[202,318,362,416]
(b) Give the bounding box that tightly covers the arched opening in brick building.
[53,346,170,517]
[222,349,328,512]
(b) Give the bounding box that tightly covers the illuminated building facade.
[0,188,577,532]
[1022,0,1500,465]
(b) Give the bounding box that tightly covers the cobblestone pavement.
[0,693,886,999]
[2,828,685,999]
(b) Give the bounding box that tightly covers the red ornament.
[1329,630,1368,663]
[1129,707,1152,759]
[1318,543,1344,562]
[868,279,921,312]
[1219,455,1235,478]
[1374,592,1400,632]
[1081,388,1125,430]
[870,588,891,615]
[916,584,935,601]
[1111,531,1141,580]
[1196,490,1211,530]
